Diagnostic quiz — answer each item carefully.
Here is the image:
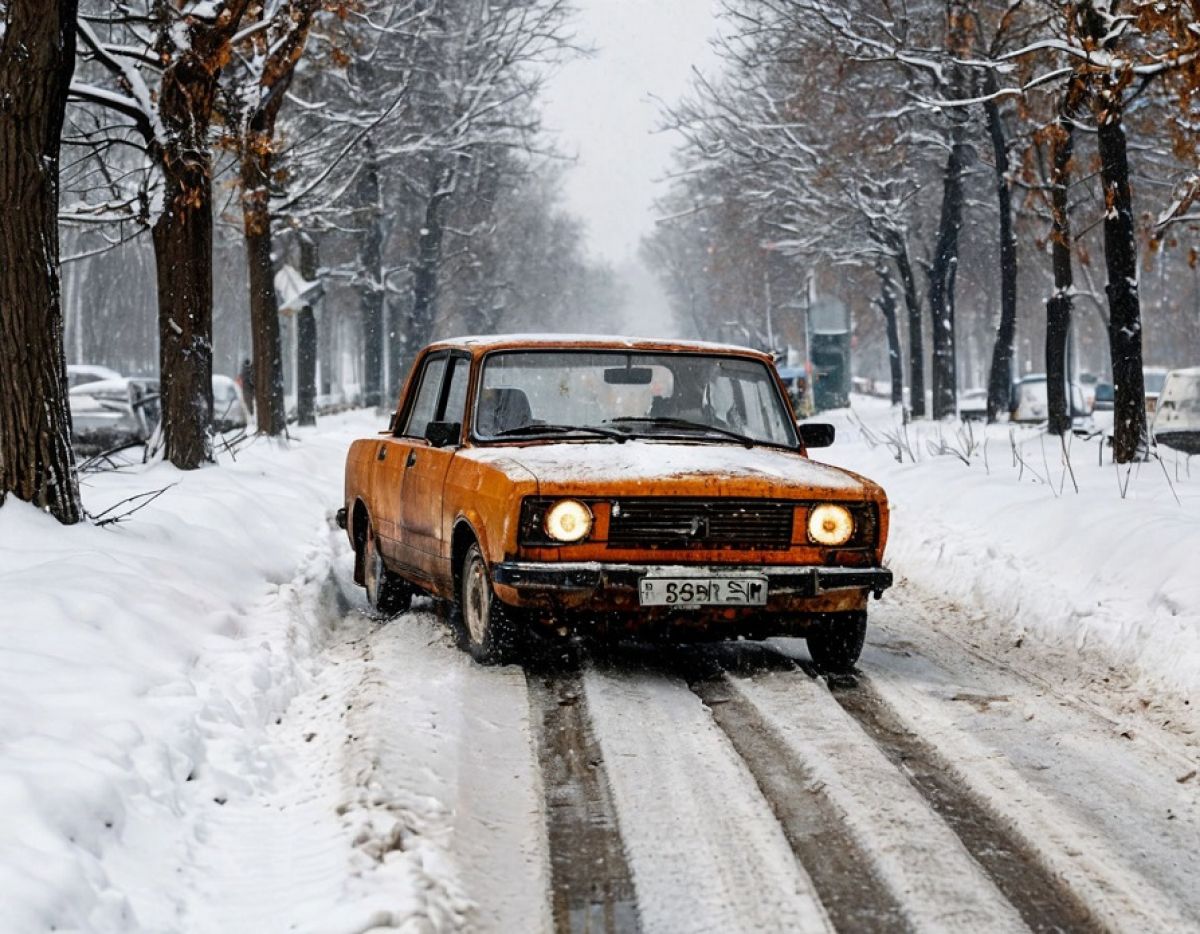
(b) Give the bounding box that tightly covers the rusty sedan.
[338,336,892,669]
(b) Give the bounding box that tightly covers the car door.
[398,352,472,580]
[375,352,448,566]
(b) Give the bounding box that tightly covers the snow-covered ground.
[819,396,1200,702]
[0,412,474,932]
[4,401,1200,933]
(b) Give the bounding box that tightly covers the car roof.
[1166,367,1200,378]
[425,334,775,361]
[68,376,156,395]
[67,364,122,378]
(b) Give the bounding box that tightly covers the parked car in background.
[212,374,250,432]
[1010,374,1090,424]
[66,364,122,390]
[339,336,893,671]
[69,376,161,451]
[958,388,988,422]
[1151,368,1200,454]
[1144,367,1170,415]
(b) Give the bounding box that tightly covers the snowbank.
[821,397,1200,698]
[0,412,404,932]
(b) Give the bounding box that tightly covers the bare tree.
[220,0,325,435]
[72,1,256,468]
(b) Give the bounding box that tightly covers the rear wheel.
[363,527,412,617]
[806,611,867,673]
[458,543,520,665]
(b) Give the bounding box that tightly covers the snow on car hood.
[492,440,872,498]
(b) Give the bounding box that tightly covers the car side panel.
[398,442,456,582]
[372,436,416,561]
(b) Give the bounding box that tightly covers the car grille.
[607,499,794,550]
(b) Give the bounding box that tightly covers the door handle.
[377,444,387,461]
[406,450,418,469]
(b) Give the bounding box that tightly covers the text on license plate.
[638,576,768,607]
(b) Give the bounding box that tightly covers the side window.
[402,355,447,438]
[442,356,470,426]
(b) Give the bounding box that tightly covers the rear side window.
[403,355,447,438]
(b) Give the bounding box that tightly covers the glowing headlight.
[544,499,593,543]
[808,504,854,546]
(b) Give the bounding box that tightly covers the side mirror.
[425,421,461,448]
[798,422,835,449]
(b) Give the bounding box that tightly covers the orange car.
[337,336,891,669]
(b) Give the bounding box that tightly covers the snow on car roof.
[67,363,121,376]
[68,377,132,395]
[436,333,771,356]
[68,376,157,396]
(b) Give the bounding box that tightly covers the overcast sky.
[539,0,722,269]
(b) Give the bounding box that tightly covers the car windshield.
[475,349,799,447]
[1145,370,1168,394]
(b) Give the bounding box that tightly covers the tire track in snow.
[846,667,1199,933]
[691,677,908,933]
[582,665,833,934]
[714,670,1029,933]
[351,611,552,933]
[527,668,641,934]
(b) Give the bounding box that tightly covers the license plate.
[638,575,768,607]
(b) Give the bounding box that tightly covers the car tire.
[458,543,520,665]
[363,526,412,617]
[806,611,867,673]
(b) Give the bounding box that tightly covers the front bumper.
[493,561,893,599]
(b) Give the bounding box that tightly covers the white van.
[1152,367,1200,454]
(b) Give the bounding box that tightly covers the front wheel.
[363,527,412,617]
[806,611,867,673]
[458,543,520,665]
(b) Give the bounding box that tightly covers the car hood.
[487,440,875,500]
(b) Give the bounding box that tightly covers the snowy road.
[246,541,1200,934]
[11,412,1198,932]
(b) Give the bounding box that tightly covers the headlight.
[808,504,854,546]
[544,499,593,543]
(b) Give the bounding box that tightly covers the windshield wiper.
[605,416,756,448]
[493,423,627,442]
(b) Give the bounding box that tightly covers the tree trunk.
[399,169,455,395]
[875,265,905,406]
[983,82,1019,424]
[1096,106,1148,462]
[891,237,925,418]
[151,158,215,467]
[928,120,969,420]
[1073,4,1148,462]
[241,146,288,436]
[409,198,446,350]
[1045,85,1080,437]
[296,234,320,427]
[151,46,242,468]
[356,144,385,409]
[0,0,82,523]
